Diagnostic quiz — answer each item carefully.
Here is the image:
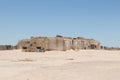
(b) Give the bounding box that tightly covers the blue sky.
[0,0,120,47]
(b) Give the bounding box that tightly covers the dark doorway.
[36,46,45,52]
[90,44,97,49]
[22,47,27,49]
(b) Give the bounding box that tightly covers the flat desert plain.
[0,50,120,80]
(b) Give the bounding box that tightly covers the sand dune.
[0,50,120,80]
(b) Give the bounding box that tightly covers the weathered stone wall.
[30,37,49,51]
[63,38,72,51]
[88,39,100,49]
[48,37,57,50]
[17,39,30,49]
[56,36,64,51]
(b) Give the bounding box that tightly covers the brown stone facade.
[17,35,101,52]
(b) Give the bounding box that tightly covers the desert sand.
[0,50,120,80]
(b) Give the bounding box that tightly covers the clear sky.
[0,0,120,47]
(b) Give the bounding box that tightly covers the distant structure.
[17,35,101,52]
[0,45,14,50]
[104,46,120,50]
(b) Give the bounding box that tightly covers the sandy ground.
[0,50,120,80]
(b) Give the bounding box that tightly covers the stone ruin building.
[17,35,101,52]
